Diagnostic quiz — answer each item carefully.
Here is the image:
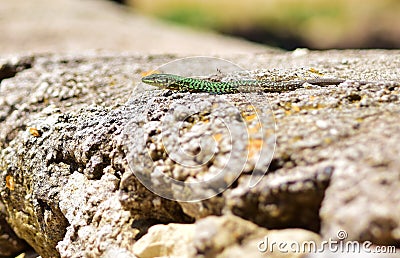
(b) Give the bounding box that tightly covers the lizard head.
[141,73,181,90]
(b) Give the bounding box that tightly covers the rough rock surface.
[132,215,321,258]
[0,50,399,257]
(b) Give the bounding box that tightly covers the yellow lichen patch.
[292,105,301,112]
[140,70,160,77]
[309,68,324,76]
[213,133,223,142]
[283,103,328,116]
[323,137,333,144]
[199,112,210,123]
[355,117,364,123]
[285,110,292,115]
[29,127,41,137]
[244,113,257,121]
[281,102,292,110]
[309,95,316,101]
[291,135,303,142]
[6,175,15,191]
[247,138,263,159]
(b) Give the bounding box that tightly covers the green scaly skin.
[141,73,350,94]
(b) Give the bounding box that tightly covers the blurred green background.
[122,0,400,50]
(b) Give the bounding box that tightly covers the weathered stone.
[133,223,196,257]
[0,51,399,257]
[0,202,29,257]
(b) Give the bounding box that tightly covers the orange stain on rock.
[29,127,41,137]
[6,175,15,190]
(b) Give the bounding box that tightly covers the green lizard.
[141,73,358,94]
